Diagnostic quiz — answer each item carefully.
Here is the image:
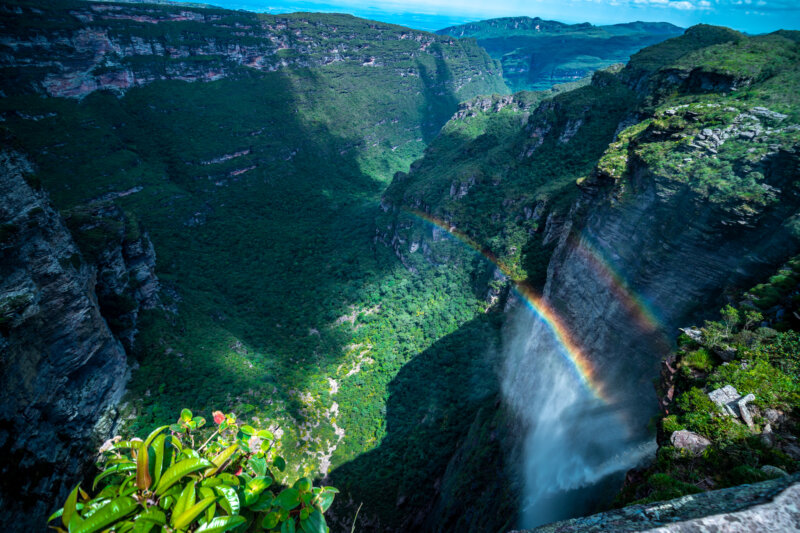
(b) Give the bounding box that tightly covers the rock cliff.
[0,0,505,100]
[0,152,128,531]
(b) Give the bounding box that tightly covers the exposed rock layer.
[0,1,504,99]
[0,152,128,531]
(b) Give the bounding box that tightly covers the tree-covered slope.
[437,16,683,92]
[0,1,509,529]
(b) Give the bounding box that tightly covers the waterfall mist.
[502,304,656,529]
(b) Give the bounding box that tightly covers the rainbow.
[405,209,608,401]
[572,238,662,334]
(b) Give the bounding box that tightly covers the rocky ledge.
[522,473,800,532]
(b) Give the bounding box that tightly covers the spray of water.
[502,306,656,528]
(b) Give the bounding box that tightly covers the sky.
[208,0,800,33]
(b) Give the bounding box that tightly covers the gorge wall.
[376,25,800,530]
[0,151,129,531]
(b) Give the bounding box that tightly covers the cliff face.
[0,0,505,100]
[547,144,800,414]
[0,152,128,531]
[64,202,161,348]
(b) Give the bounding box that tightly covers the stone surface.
[709,385,743,417]
[679,327,703,344]
[0,2,504,100]
[738,393,756,428]
[524,474,800,532]
[762,465,790,478]
[670,430,711,456]
[0,152,128,531]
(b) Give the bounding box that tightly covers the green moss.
[636,473,703,504]
[681,348,714,373]
[662,415,685,434]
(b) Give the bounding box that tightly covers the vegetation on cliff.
[617,256,800,506]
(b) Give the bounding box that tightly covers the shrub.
[643,473,702,502]
[727,465,772,485]
[662,415,684,434]
[681,348,714,373]
[48,409,337,533]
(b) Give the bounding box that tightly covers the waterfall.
[502,304,656,529]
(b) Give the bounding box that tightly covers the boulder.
[738,393,756,428]
[761,465,789,478]
[671,430,711,456]
[708,385,741,417]
[765,408,785,426]
[679,327,704,344]
[712,344,738,362]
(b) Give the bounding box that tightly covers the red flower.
[234,467,243,476]
[213,411,225,425]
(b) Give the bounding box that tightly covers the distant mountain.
[438,16,683,91]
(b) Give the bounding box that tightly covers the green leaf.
[248,457,267,477]
[136,508,166,525]
[217,474,240,486]
[193,416,207,428]
[244,476,271,506]
[151,434,167,487]
[199,487,216,523]
[275,488,300,510]
[131,521,155,533]
[248,490,274,512]
[247,477,271,495]
[132,508,166,533]
[214,485,240,515]
[172,481,196,523]
[171,496,217,530]
[71,497,138,533]
[61,485,80,528]
[181,409,193,422]
[136,426,167,490]
[182,448,200,459]
[48,503,84,525]
[204,444,239,476]
[93,464,136,491]
[281,518,296,533]
[272,457,286,472]
[262,512,280,530]
[240,425,255,436]
[299,508,326,533]
[196,516,247,533]
[115,520,135,533]
[154,458,213,495]
[295,477,312,492]
[256,430,274,441]
[317,490,335,512]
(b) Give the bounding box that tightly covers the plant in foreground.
[49,409,337,533]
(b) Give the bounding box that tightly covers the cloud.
[630,0,712,10]
[712,0,800,10]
